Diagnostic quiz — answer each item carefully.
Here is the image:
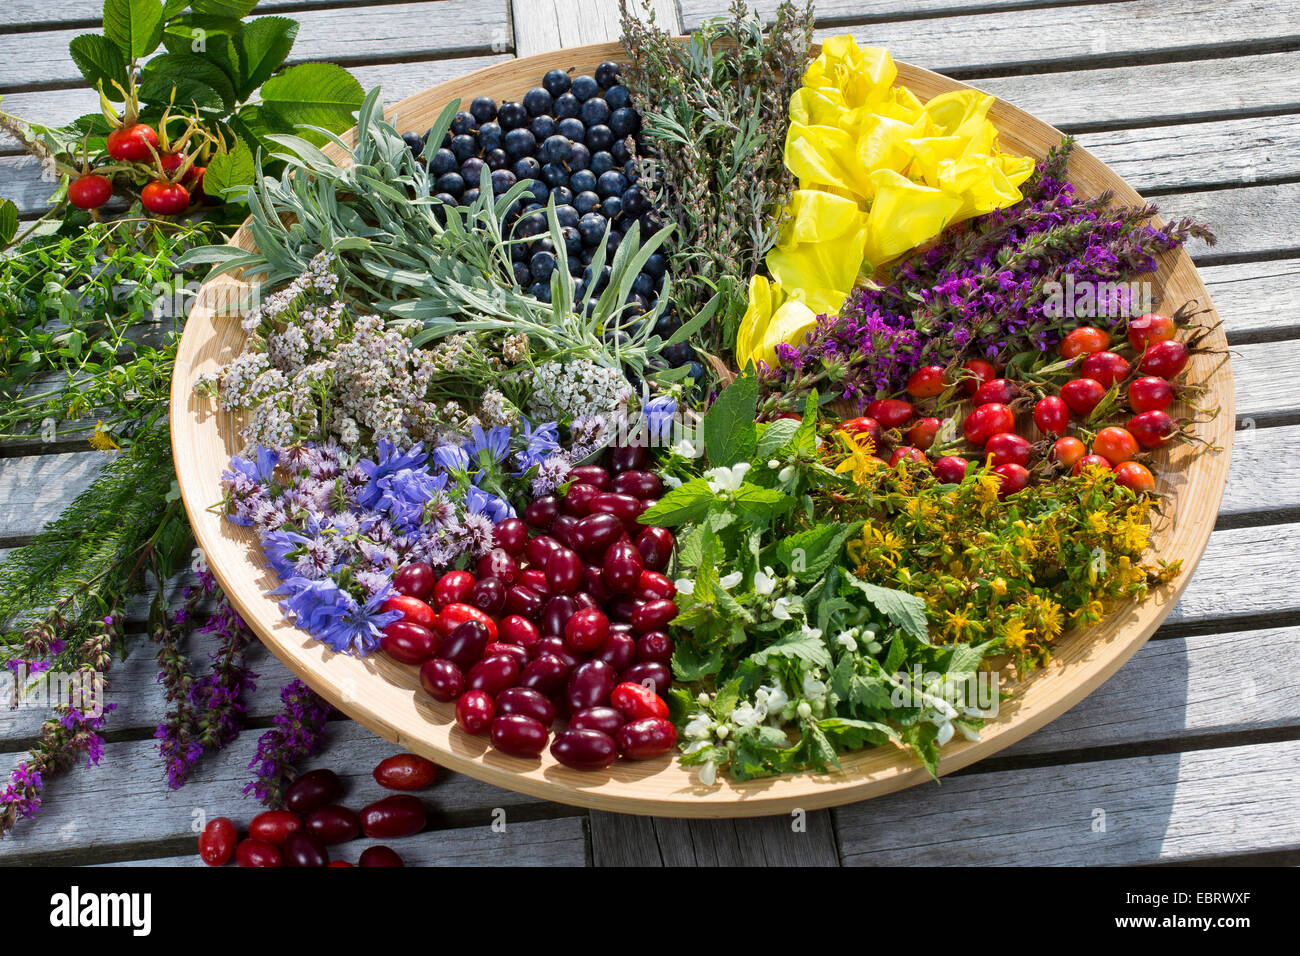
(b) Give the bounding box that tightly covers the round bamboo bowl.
[171,42,1234,817]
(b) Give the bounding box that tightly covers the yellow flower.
[89,421,120,453]
[1001,617,1030,653]
[990,576,1008,598]
[734,274,820,369]
[943,604,975,641]
[834,431,882,484]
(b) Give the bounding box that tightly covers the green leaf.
[233,16,298,100]
[162,0,192,17]
[259,62,364,134]
[844,572,930,644]
[702,370,757,467]
[68,34,129,97]
[160,15,243,85]
[749,630,831,668]
[731,483,790,521]
[104,0,165,59]
[0,199,18,246]
[818,717,896,750]
[138,57,232,112]
[776,521,855,582]
[637,477,714,527]
[754,417,798,460]
[191,0,258,15]
[900,723,941,779]
[202,136,255,200]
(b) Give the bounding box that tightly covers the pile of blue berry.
[401,61,695,370]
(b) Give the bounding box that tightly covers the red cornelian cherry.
[199,816,237,866]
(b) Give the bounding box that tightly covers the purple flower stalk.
[243,678,334,808]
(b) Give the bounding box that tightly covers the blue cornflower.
[358,440,427,509]
[261,528,313,579]
[225,446,280,486]
[644,397,678,447]
[432,442,471,475]
[274,577,401,656]
[374,468,448,532]
[465,485,515,523]
[515,419,561,473]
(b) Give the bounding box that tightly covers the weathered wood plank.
[680,0,1043,26]
[973,51,1300,131]
[1160,182,1300,265]
[834,738,1300,865]
[513,0,679,57]
[1078,114,1300,194]
[1,0,477,29]
[1004,626,1300,758]
[827,1,1300,78]
[1219,424,1300,521]
[0,449,109,541]
[1,635,285,743]
[91,815,587,866]
[1201,258,1300,342]
[0,717,581,861]
[589,808,840,865]
[1165,522,1300,627]
[0,1,512,91]
[1231,337,1300,422]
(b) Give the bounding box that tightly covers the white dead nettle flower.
[802,672,827,702]
[771,596,795,620]
[836,631,858,652]
[684,714,714,739]
[697,761,718,787]
[719,571,742,589]
[731,702,766,728]
[753,567,776,596]
[704,461,751,494]
[755,684,788,713]
[675,578,695,596]
[526,358,634,422]
[670,437,699,459]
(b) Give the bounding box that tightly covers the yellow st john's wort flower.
[89,420,120,452]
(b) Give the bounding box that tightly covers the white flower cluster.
[200,262,511,454]
[525,359,634,424]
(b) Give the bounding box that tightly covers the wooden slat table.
[2,0,1297,867]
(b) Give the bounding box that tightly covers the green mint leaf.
[845,571,930,644]
[749,630,831,668]
[776,521,855,582]
[702,370,757,466]
[638,477,714,527]
[754,417,799,460]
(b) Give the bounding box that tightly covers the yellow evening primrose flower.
[735,274,820,369]
[739,37,1035,360]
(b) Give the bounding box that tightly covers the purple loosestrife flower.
[243,678,334,808]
